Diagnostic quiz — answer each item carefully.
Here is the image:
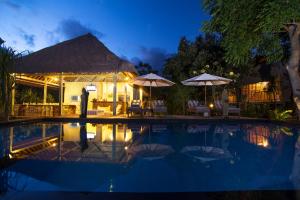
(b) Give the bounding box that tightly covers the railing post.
[113,72,117,116]
[59,73,63,116]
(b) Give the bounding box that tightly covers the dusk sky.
[0,0,209,70]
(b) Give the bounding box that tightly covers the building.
[229,61,292,104]
[11,33,142,117]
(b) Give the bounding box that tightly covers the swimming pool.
[0,120,299,196]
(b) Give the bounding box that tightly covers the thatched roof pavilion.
[11,33,140,117]
[13,33,136,74]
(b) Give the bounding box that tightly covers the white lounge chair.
[214,100,240,116]
[187,100,210,116]
[152,100,167,114]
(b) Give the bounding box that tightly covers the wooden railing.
[14,104,76,117]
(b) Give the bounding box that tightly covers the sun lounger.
[214,100,240,116]
[152,100,167,114]
[187,100,210,116]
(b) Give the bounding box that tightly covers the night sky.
[0,0,209,70]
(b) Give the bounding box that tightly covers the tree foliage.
[0,43,19,120]
[162,34,242,113]
[203,0,300,65]
[135,62,158,75]
[163,34,232,83]
[19,88,41,103]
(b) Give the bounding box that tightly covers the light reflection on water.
[0,121,299,194]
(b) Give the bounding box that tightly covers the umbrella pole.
[150,84,152,109]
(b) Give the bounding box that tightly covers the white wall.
[64,81,134,114]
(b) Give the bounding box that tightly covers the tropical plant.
[19,88,39,104]
[0,41,19,121]
[203,0,300,119]
[269,109,293,121]
[46,93,56,103]
[165,85,194,115]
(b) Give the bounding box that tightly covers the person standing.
[222,88,229,117]
[80,88,89,118]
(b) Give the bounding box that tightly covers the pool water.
[0,121,300,194]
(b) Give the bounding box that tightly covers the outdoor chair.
[152,100,167,115]
[127,100,143,117]
[187,100,210,117]
[214,100,240,117]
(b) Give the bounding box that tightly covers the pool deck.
[1,115,299,127]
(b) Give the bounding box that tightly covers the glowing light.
[9,154,13,159]
[124,146,128,150]
[262,139,269,147]
[87,133,95,139]
[124,130,132,142]
[86,84,97,92]
[52,77,59,81]
[257,137,269,148]
[229,71,234,76]
[124,77,129,81]
[209,103,214,108]
[139,88,143,101]
[108,84,114,92]
[52,143,57,147]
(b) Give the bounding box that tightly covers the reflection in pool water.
[0,121,299,194]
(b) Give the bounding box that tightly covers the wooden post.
[113,72,117,116]
[43,77,48,116]
[139,87,143,103]
[11,84,15,116]
[43,77,48,104]
[124,84,127,114]
[59,74,63,116]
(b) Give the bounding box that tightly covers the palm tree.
[0,40,20,121]
[19,88,38,104]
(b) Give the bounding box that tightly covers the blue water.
[0,121,300,195]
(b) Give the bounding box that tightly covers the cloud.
[56,19,104,39]
[18,29,36,47]
[136,46,171,70]
[46,19,104,46]
[2,0,21,10]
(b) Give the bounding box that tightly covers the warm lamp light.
[209,103,214,108]
[229,71,234,76]
[124,146,128,150]
[257,137,269,148]
[139,88,143,99]
[124,77,129,81]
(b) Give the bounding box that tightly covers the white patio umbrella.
[132,73,175,107]
[182,73,232,105]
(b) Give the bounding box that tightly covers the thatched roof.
[12,33,137,74]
